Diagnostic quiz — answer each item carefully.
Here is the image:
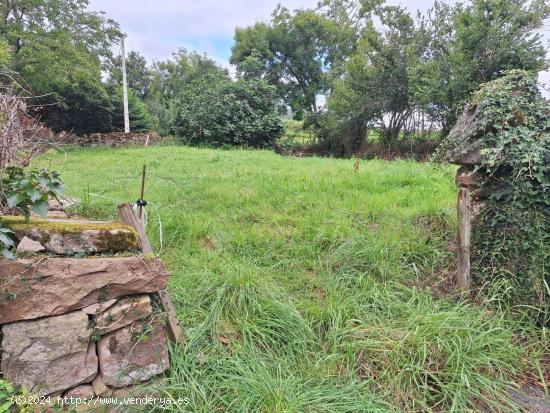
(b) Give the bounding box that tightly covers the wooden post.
[118,203,184,344]
[139,164,146,220]
[457,187,471,291]
[118,203,152,254]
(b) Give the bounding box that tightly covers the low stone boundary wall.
[0,205,177,401]
[53,132,168,148]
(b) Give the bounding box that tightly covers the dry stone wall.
[0,205,173,401]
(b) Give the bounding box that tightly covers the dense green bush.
[170,74,284,147]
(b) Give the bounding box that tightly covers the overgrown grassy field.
[38,145,548,412]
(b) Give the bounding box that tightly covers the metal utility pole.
[121,36,130,133]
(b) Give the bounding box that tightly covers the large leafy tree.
[324,5,421,151]
[231,6,356,118]
[0,0,122,134]
[414,0,550,134]
[107,51,152,99]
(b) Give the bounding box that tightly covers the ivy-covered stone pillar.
[435,70,550,320]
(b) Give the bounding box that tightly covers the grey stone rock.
[97,320,169,387]
[0,311,98,396]
[8,219,138,255]
[92,374,109,396]
[82,299,117,315]
[95,295,152,335]
[16,236,45,254]
[64,384,95,399]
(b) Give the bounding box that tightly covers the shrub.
[0,92,47,168]
[0,167,64,221]
[170,74,284,147]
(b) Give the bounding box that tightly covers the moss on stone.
[96,229,140,252]
[0,215,139,252]
[1,215,134,232]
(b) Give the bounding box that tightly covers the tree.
[170,74,284,147]
[108,86,150,132]
[147,49,226,135]
[0,0,122,133]
[0,40,9,67]
[31,68,115,135]
[231,6,356,118]
[414,0,550,134]
[107,51,152,99]
[323,5,421,151]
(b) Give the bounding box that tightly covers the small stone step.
[2,216,139,255]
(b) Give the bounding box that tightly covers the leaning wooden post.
[456,187,471,291]
[118,203,184,344]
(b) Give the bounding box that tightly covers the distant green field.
[37,145,547,412]
[280,119,315,145]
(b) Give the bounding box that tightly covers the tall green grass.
[37,145,549,412]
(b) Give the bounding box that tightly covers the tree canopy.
[231,5,356,119]
[0,0,547,149]
[0,0,123,134]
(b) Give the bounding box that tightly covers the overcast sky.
[88,0,549,94]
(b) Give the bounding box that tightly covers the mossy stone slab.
[1,216,139,255]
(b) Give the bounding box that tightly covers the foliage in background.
[0,0,123,135]
[108,86,151,132]
[414,0,550,135]
[312,0,549,155]
[146,49,226,136]
[32,68,116,135]
[319,5,420,154]
[170,74,284,147]
[436,70,550,320]
[231,5,357,119]
[107,51,152,99]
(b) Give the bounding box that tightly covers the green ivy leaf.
[27,188,43,202]
[31,200,49,218]
[1,250,15,260]
[0,232,14,246]
[6,193,21,208]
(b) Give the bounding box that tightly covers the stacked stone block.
[0,212,172,400]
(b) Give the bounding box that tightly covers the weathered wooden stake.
[118,203,184,344]
[139,164,146,220]
[118,203,152,254]
[457,187,471,291]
